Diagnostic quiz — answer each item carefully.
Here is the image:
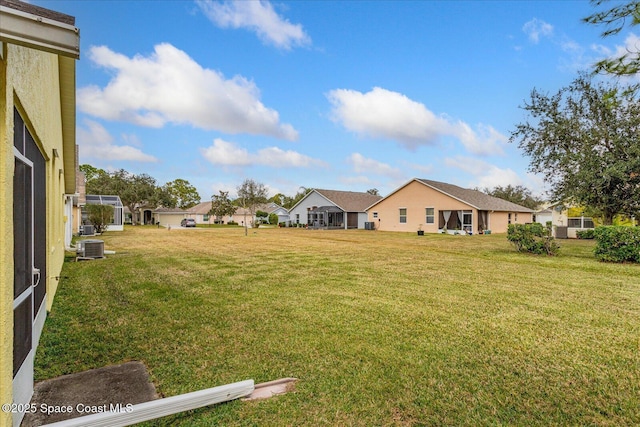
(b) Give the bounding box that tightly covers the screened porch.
[307,206,345,229]
[438,210,489,234]
[84,194,125,231]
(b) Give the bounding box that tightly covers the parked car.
[181,218,196,227]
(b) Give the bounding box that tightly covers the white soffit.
[0,5,79,59]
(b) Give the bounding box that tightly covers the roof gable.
[314,189,383,212]
[188,201,212,214]
[416,179,534,212]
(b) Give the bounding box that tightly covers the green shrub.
[576,229,595,239]
[85,204,114,234]
[593,226,640,263]
[507,222,559,256]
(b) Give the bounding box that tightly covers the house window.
[508,213,512,224]
[203,214,209,221]
[295,214,300,224]
[515,213,518,223]
[425,208,435,224]
[399,208,407,223]
[373,212,378,219]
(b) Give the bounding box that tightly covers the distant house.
[288,189,383,229]
[1,0,80,424]
[367,179,533,234]
[188,201,216,224]
[263,202,290,224]
[186,201,288,226]
[229,202,289,226]
[533,208,553,226]
[153,207,188,228]
[534,205,595,239]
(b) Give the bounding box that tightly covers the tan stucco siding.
[488,211,533,233]
[1,42,71,418]
[368,180,476,233]
[0,41,12,426]
[7,44,67,310]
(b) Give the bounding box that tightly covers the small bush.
[227,221,237,226]
[85,204,114,234]
[507,222,559,256]
[576,229,595,239]
[594,226,640,263]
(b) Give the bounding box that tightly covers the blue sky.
[34,0,638,201]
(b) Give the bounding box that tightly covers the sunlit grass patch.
[36,226,640,426]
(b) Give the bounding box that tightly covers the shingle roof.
[2,0,75,25]
[314,189,383,212]
[154,207,187,214]
[189,201,213,215]
[416,179,534,212]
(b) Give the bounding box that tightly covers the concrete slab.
[242,378,298,401]
[22,361,158,427]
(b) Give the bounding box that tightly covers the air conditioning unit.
[81,224,94,236]
[77,239,105,259]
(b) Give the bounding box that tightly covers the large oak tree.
[163,178,201,209]
[510,74,640,224]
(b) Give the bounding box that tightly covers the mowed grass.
[35,226,640,426]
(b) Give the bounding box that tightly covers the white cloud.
[592,33,640,82]
[523,18,553,44]
[448,122,507,156]
[444,156,522,189]
[77,119,158,162]
[258,146,324,167]
[200,138,326,168]
[78,43,298,141]
[200,138,252,166]
[327,87,506,155]
[209,181,242,199]
[196,0,311,50]
[347,153,403,179]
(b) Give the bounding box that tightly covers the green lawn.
[35,226,640,426]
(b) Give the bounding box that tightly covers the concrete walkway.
[22,361,158,426]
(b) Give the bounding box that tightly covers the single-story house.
[153,207,188,228]
[367,178,534,234]
[288,189,383,229]
[1,0,80,424]
[534,205,595,239]
[233,202,288,225]
[262,202,290,224]
[188,201,217,224]
[187,201,289,226]
[533,208,553,226]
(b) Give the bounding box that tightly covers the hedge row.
[594,226,640,263]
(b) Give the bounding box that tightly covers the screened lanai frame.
[84,194,125,231]
[307,205,345,229]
